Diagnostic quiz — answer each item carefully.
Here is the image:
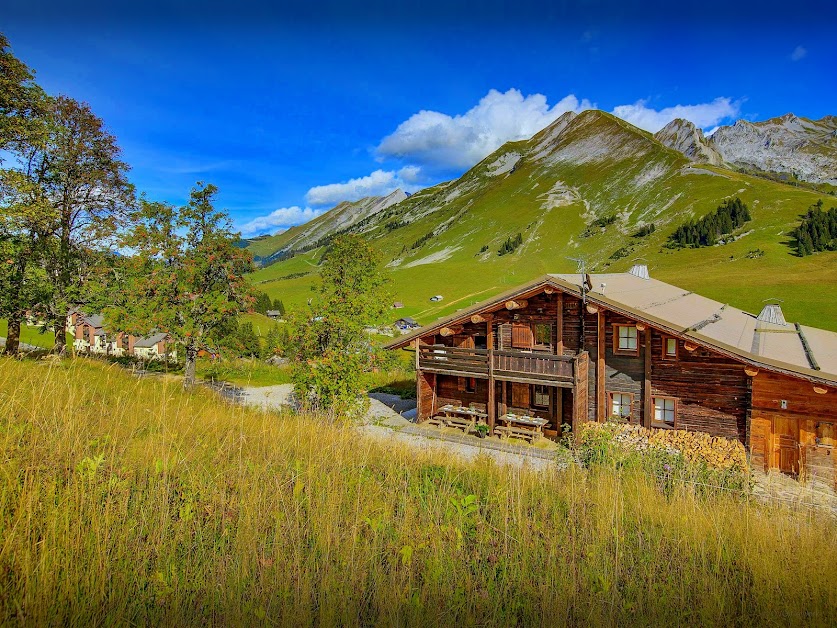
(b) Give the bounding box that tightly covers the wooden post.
[596,310,606,422]
[415,339,421,420]
[501,380,507,416]
[643,329,652,428]
[487,319,495,432]
[556,292,564,355]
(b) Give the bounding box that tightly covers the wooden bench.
[425,415,475,434]
[494,425,540,443]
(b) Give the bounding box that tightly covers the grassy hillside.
[2,357,836,623]
[250,110,837,330]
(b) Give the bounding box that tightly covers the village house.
[132,333,175,361]
[386,265,837,481]
[394,316,420,333]
[266,310,283,320]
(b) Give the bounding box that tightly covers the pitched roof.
[81,314,105,328]
[386,273,837,386]
[134,333,168,348]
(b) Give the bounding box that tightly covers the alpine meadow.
[2,4,837,626]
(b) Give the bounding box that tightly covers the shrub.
[669,197,751,248]
[497,233,523,256]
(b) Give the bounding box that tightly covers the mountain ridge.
[248,108,837,330]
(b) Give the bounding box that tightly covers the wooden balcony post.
[643,329,652,428]
[488,349,496,431]
[556,292,564,355]
[596,310,606,422]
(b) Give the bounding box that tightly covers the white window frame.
[653,396,677,426]
[614,325,638,355]
[609,392,633,420]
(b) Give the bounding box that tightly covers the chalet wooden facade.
[386,266,837,481]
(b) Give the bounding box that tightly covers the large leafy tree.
[36,96,135,352]
[288,234,391,419]
[108,184,254,386]
[0,33,52,354]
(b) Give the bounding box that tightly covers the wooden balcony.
[418,345,578,386]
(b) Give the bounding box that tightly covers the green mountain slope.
[249,110,837,330]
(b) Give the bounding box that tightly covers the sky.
[3,0,836,236]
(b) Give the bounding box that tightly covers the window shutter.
[511,324,534,349]
[498,324,512,350]
[457,377,466,392]
[511,382,530,408]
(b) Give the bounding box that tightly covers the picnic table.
[426,404,487,433]
[495,412,549,442]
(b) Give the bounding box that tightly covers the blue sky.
[3,0,836,236]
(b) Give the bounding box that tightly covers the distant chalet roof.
[266,310,282,316]
[396,317,418,326]
[393,301,404,308]
[134,333,169,348]
[386,272,837,387]
[81,314,105,329]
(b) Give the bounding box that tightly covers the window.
[653,397,677,426]
[534,323,552,348]
[465,377,476,393]
[663,337,678,360]
[609,392,633,420]
[533,384,550,408]
[614,325,638,354]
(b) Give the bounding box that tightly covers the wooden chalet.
[386,265,837,480]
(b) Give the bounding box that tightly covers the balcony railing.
[492,349,574,382]
[418,345,576,384]
[418,346,489,377]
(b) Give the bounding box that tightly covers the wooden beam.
[544,287,555,295]
[439,326,462,337]
[744,366,759,377]
[470,314,486,324]
[683,341,698,352]
[586,304,599,315]
[596,310,606,423]
[643,328,652,428]
[488,351,496,433]
[556,292,564,355]
[813,385,828,395]
[505,299,528,310]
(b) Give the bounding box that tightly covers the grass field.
[0,319,72,350]
[1,357,835,624]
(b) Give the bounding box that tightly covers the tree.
[108,184,254,386]
[37,96,135,353]
[272,298,285,317]
[287,234,391,419]
[254,291,272,314]
[0,34,52,354]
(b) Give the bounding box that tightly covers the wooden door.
[749,416,771,472]
[772,417,800,476]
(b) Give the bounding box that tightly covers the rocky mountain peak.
[654,118,724,166]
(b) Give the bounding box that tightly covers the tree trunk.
[184,340,198,388]
[4,313,22,356]
[53,314,67,355]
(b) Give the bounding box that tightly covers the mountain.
[654,119,723,165]
[247,188,408,262]
[709,114,837,184]
[248,109,837,330]
[655,114,837,185]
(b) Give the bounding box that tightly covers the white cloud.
[305,167,424,206]
[376,88,594,170]
[790,45,807,61]
[238,206,325,236]
[611,97,741,132]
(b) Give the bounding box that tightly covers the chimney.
[757,303,787,326]
[628,264,650,280]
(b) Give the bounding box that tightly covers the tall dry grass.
[0,357,835,625]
